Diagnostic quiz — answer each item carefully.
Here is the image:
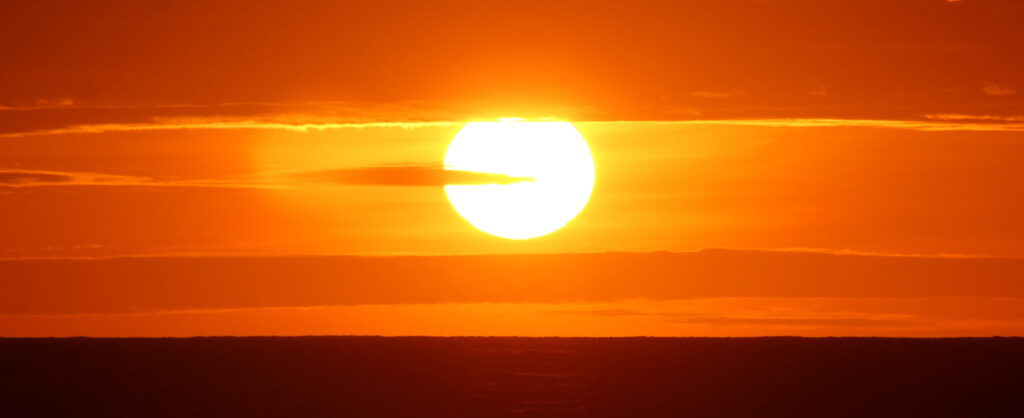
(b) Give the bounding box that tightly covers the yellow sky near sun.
[2,121,1024,258]
[250,121,1024,257]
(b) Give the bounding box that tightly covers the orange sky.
[2,0,1023,337]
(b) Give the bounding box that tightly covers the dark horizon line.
[3,335,1023,340]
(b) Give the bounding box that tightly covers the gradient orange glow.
[2,0,1023,338]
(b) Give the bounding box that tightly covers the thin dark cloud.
[0,169,267,189]
[545,307,914,328]
[297,165,533,186]
[0,170,142,186]
[0,166,530,190]
[661,315,913,328]
[0,171,74,185]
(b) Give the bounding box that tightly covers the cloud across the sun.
[295,165,533,187]
[0,167,533,190]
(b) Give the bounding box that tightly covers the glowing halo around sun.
[444,121,595,239]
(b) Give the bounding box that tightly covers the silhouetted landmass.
[1,337,1022,417]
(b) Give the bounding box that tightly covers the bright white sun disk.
[444,121,595,239]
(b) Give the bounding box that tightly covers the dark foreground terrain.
[2,337,1022,417]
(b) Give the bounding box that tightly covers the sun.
[444,121,595,239]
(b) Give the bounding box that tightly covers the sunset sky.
[2,0,1023,337]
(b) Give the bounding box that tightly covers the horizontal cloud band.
[297,166,533,186]
[0,170,148,186]
[3,249,1023,315]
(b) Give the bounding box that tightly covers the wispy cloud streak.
[296,165,533,187]
[0,166,532,190]
[0,170,269,189]
[582,118,1024,132]
[5,117,1024,140]
[0,119,458,139]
